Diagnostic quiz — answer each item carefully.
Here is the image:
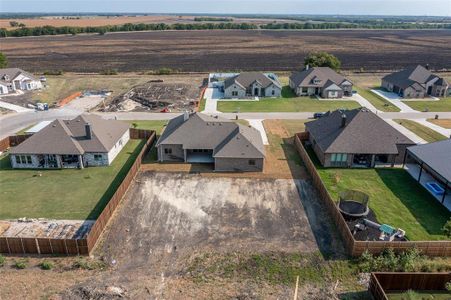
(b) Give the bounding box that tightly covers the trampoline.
[337,190,370,220]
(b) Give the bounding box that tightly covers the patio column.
[78,155,84,169]
[402,150,408,167]
[418,162,424,182]
[184,149,187,162]
[370,155,376,168]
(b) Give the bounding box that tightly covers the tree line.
[0,22,257,37]
[1,21,449,38]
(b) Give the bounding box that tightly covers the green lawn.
[354,86,400,112]
[0,139,145,220]
[126,120,168,134]
[306,147,450,241]
[198,97,206,112]
[387,291,450,300]
[393,119,448,142]
[403,97,451,112]
[217,91,360,113]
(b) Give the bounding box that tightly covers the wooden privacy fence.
[369,272,451,300]
[294,133,451,257]
[0,134,31,152]
[0,129,156,256]
[85,129,156,253]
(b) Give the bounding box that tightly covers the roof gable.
[305,108,414,154]
[290,67,349,88]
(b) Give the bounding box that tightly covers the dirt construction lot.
[2,30,450,72]
[66,172,342,299]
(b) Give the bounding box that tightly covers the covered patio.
[185,149,214,164]
[404,140,451,211]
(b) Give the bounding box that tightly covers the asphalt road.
[2,109,451,139]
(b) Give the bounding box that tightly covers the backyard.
[0,139,145,220]
[393,119,448,142]
[306,147,450,241]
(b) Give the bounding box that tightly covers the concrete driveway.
[202,87,223,113]
[371,89,418,113]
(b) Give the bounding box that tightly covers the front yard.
[393,119,448,142]
[306,147,450,241]
[217,78,360,112]
[353,86,400,112]
[0,139,145,220]
[402,97,451,112]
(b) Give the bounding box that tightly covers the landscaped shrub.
[14,259,27,269]
[358,248,424,272]
[73,257,106,270]
[39,261,53,270]
[442,218,451,238]
[0,254,5,267]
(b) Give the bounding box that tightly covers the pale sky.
[0,0,450,16]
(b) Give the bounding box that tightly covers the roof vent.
[341,114,347,128]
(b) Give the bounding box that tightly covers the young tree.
[0,52,8,68]
[304,51,341,71]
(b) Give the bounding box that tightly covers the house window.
[248,159,256,166]
[15,156,21,164]
[272,90,275,95]
[232,91,238,96]
[94,154,102,161]
[302,87,308,93]
[26,156,32,164]
[164,148,172,154]
[331,153,347,163]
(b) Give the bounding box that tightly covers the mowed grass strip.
[0,139,145,220]
[354,86,400,112]
[393,119,447,142]
[305,147,450,241]
[402,97,451,112]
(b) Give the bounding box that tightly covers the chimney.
[305,64,309,71]
[183,111,189,121]
[85,123,92,139]
[341,113,347,128]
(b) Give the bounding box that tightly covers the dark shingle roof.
[224,72,280,89]
[11,114,129,155]
[407,139,451,182]
[157,113,265,158]
[305,108,415,154]
[290,67,351,88]
[382,65,441,89]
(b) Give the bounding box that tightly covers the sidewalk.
[384,119,427,144]
[413,119,451,138]
[351,93,379,113]
[370,89,418,113]
[202,87,222,114]
[247,119,269,145]
[0,101,33,113]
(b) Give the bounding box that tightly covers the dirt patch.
[105,80,202,112]
[3,30,450,72]
[57,172,343,298]
[427,118,451,129]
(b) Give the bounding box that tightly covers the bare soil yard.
[2,30,450,73]
[61,172,345,298]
